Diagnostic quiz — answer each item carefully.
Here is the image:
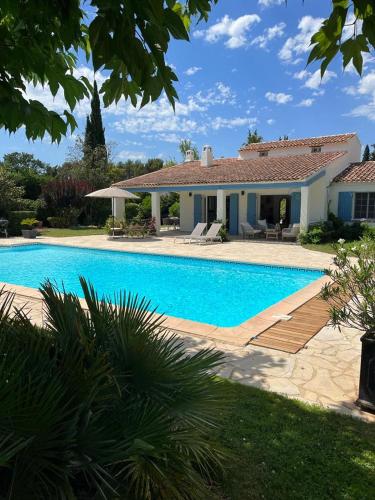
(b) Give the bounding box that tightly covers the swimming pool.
[0,244,322,327]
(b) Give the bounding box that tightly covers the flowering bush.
[321,238,375,338]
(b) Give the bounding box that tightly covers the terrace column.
[113,198,125,220]
[151,191,161,235]
[300,186,310,230]
[216,189,226,223]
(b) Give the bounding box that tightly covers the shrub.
[363,224,375,240]
[300,215,368,245]
[169,201,180,217]
[321,238,375,336]
[105,216,124,234]
[20,218,39,229]
[0,279,226,498]
[214,220,229,242]
[47,208,80,228]
[125,201,139,222]
[7,210,36,235]
[146,216,157,235]
[299,226,326,244]
[138,195,151,219]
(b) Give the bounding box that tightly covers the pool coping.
[0,241,331,347]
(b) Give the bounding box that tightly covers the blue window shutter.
[338,192,353,221]
[247,193,256,225]
[291,192,301,224]
[229,193,239,235]
[193,194,202,226]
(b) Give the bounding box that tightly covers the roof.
[239,133,356,152]
[113,151,346,189]
[333,161,375,183]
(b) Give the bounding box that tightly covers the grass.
[40,227,106,238]
[215,381,375,500]
[302,241,357,254]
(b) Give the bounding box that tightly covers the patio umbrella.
[85,187,139,236]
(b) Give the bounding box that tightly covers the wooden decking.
[249,294,331,354]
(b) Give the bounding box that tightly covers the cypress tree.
[83,116,94,156]
[83,80,106,163]
[362,144,370,161]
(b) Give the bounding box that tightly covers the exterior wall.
[308,173,328,224]
[179,191,194,232]
[239,135,361,162]
[329,182,375,223]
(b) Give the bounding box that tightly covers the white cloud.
[155,133,181,143]
[357,71,375,98]
[258,0,284,6]
[211,116,257,130]
[194,14,261,49]
[117,150,147,161]
[194,81,236,107]
[346,71,375,121]
[251,22,286,49]
[185,66,202,76]
[304,69,336,89]
[265,91,293,104]
[112,81,240,137]
[293,69,309,80]
[279,16,323,63]
[267,118,275,125]
[343,85,357,96]
[297,98,315,107]
[347,102,375,121]
[293,68,336,90]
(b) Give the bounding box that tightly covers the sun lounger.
[190,223,222,244]
[174,222,207,243]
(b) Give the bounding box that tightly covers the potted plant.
[213,219,229,242]
[321,238,375,412]
[20,218,39,239]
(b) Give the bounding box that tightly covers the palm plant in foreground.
[0,279,226,499]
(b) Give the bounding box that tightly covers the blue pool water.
[0,244,322,327]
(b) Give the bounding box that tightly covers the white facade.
[146,134,375,235]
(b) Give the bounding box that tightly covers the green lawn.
[302,241,357,254]
[40,227,106,237]
[215,381,375,500]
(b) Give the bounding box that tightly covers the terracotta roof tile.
[113,151,346,189]
[239,133,356,152]
[333,161,375,183]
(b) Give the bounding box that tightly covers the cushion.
[257,219,267,228]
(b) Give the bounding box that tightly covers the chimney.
[201,145,213,167]
[184,150,195,162]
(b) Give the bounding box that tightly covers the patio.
[0,233,372,421]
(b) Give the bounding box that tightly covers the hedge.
[8,211,36,236]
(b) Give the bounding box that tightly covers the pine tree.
[83,81,106,164]
[362,144,370,161]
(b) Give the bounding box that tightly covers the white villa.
[114,133,375,235]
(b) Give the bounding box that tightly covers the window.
[311,146,322,153]
[259,151,268,157]
[354,192,375,219]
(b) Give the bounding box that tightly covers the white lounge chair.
[282,223,300,241]
[190,223,223,244]
[240,222,262,239]
[174,222,207,243]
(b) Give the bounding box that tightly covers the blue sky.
[1,0,375,165]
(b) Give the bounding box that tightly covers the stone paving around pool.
[1,235,373,422]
